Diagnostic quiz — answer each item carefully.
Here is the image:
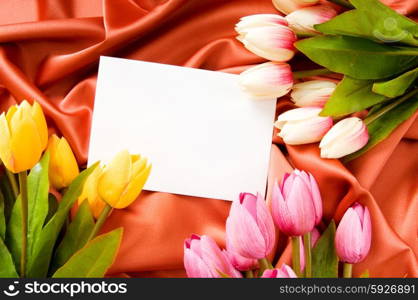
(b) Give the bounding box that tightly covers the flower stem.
[293,68,332,79]
[87,203,112,241]
[364,88,418,125]
[303,232,312,278]
[258,257,274,275]
[291,236,302,278]
[245,270,254,278]
[343,263,353,278]
[6,169,19,198]
[326,0,354,9]
[18,171,28,278]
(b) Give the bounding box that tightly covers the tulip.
[291,80,336,107]
[235,14,297,62]
[0,100,48,173]
[335,203,372,264]
[225,236,258,271]
[285,5,337,34]
[275,107,333,145]
[47,134,79,190]
[272,169,322,236]
[97,150,151,209]
[78,166,106,219]
[226,192,275,260]
[239,62,293,99]
[319,117,369,159]
[272,0,319,15]
[184,234,242,278]
[261,264,297,278]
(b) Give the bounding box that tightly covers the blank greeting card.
[89,56,277,201]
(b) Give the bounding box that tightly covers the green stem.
[343,263,353,278]
[6,169,18,198]
[303,232,312,278]
[364,88,418,125]
[87,203,112,241]
[258,257,274,275]
[291,236,302,278]
[18,171,28,278]
[245,270,254,278]
[326,0,354,9]
[293,68,333,79]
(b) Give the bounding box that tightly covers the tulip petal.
[360,206,372,259]
[0,113,14,172]
[55,137,79,186]
[254,193,275,256]
[184,247,214,278]
[31,101,48,150]
[78,166,105,219]
[335,208,364,263]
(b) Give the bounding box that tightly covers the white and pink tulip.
[285,5,337,34]
[291,80,336,107]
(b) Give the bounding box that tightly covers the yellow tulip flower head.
[98,150,151,209]
[78,166,106,219]
[47,134,80,190]
[0,100,48,173]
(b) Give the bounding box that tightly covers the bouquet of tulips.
[237,0,418,160]
[0,101,151,278]
[184,170,371,278]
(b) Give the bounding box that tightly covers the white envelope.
[89,56,277,201]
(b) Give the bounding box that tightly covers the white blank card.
[89,56,276,201]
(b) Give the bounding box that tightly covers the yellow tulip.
[98,150,151,209]
[0,100,48,173]
[78,166,106,219]
[47,134,79,190]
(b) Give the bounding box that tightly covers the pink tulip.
[275,107,333,145]
[272,0,319,15]
[291,80,336,107]
[272,169,323,236]
[235,14,297,62]
[226,192,275,260]
[184,234,242,278]
[225,236,258,271]
[319,117,369,159]
[299,227,320,270]
[335,203,372,264]
[239,62,293,99]
[285,5,337,34]
[262,264,297,278]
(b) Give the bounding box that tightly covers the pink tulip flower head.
[335,203,372,264]
[272,169,323,236]
[285,5,337,34]
[225,236,258,271]
[262,264,298,278]
[226,192,275,260]
[291,80,336,107]
[183,234,242,278]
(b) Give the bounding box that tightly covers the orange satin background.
[0,0,417,278]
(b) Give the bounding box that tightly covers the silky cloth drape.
[0,0,416,277]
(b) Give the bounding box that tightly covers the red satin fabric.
[0,0,417,278]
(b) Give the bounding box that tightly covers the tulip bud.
[261,264,297,278]
[98,150,151,209]
[291,80,336,107]
[335,203,372,264]
[275,107,333,145]
[272,0,319,15]
[0,100,48,173]
[47,134,79,190]
[239,62,293,99]
[272,169,323,236]
[225,236,258,271]
[184,234,242,278]
[78,166,106,219]
[226,193,275,260]
[285,5,337,34]
[235,14,297,62]
[319,117,369,159]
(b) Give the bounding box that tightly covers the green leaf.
[51,200,94,273]
[0,190,5,240]
[312,221,338,278]
[345,95,418,161]
[44,193,58,225]
[372,67,418,97]
[321,76,387,117]
[0,237,18,277]
[6,196,22,270]
[315,0,418,47]
[27,152,50,258]
[295,35,418,80]
[52,228,123,278]
[26,162,99,278]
